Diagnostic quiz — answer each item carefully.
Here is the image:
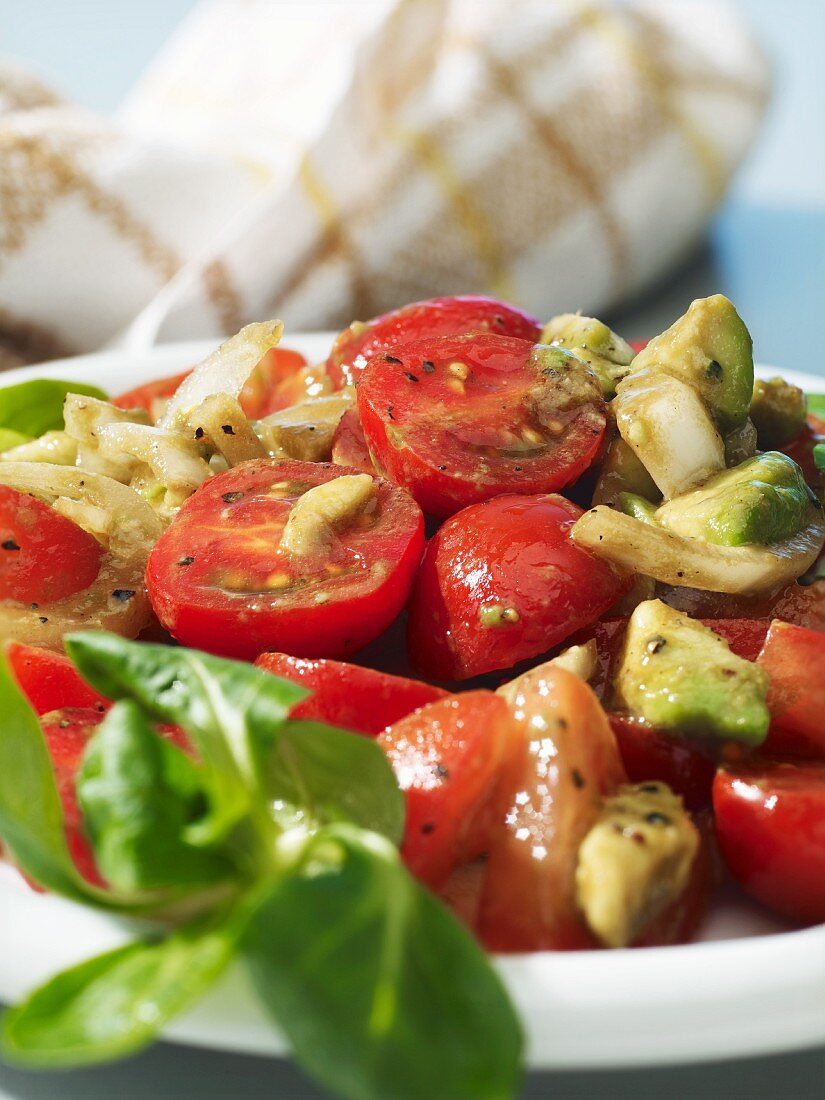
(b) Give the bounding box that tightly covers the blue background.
[0,2,823,1098]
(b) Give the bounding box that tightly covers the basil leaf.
[78,701,236,895]
[814,442,825,471]
[66,633,307,839]
[0,379,107,436]
[0,427,31,452]
[807,393,825,418]
[245,825,523,1100]
[2,918,238,1068]
[0,655,99,904]
[266,720,404,845]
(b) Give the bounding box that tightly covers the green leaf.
[0,655,98,903]
[244,825,523,1100]
[0,379,108,437]
[267,720,404,845]
[807,393,825,418]
[78,701,235,895]
[2,917,238,1068]
[0,428,31,452]
[66,633,307,842]
[814,442,825,472]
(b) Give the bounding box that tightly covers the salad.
[0,293,822,1098]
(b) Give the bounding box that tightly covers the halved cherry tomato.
[327,295,541,388]
[628,339,649,354]
[357,334,607,517]
[757,620,825,757]
[478,666,626,952]
[112,369,191,416]
[331,408,374,473]
[608,714,716,812]
[147,459,424,660]
[6,642,110,716]
[713,760,825,923]
[407,494,628,681]
[378,691,513,889]
[0,486,103,606]
[255,652,446,736]
[237,346,312,418]
[780,413,825,488]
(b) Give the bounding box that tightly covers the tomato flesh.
[609,714,716,812]
[713,761,825,923]
[757,620,825,757]
[147,459,424,660]
[327,295,541,388]
[0,486,103,605]
[357,333,606,517]
[331,408,374,473]
[378,691,513,889]
[407,494,628,680]
[255,652,446,736]
[237,347,311,418]
[7,642,110,716]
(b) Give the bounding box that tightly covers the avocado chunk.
[592,433,661,508]
[630,295,753,432]
[613,600,769,744]
[576,781,699,948]
[655,451,816,547]
[619,492,657,524]
[750,377,807,448]
[540,314,635,399]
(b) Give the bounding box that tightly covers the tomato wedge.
[378,691,513,889]
[757,620,825,757]
[713,760,825,923]
[327,295,541,388]
[478,666,626,952]
[608,714,716,812]
[331,408,374,473]
[237,346,312,418]
[357,334,607,517]
[255,652,446,736]
[147,459,424,660]
[0,486,103,606]
[407,494,628,680]
[7,642,109,716]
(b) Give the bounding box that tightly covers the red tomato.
[609,714,716,812]
[628,339,648,354]
[478,667,626,951]
[357,334,607,517]
[327,295,541,388]
[331,408,374,473]
[780,414,825,488]
[255,652,446,736]
[378,691,513,889]
[407,494,629,681]
[757,620,825,757]
[237,346,312,418]
[147,459,424,660]
[0,486,102,605]
[6,642,109,716]
[112,369,191,415]
[713,761,825,923]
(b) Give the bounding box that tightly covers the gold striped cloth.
[0,0,769,368]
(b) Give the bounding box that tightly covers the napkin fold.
[0,0,769,369]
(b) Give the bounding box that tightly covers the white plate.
[0,338,823,1069]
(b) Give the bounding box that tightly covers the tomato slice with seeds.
[357,334,607,516]
[255,652,446,736]
[378,691,513,889]
[0,486,103,606]
[147,459,425,660]
[331,408,374,473]
[7,642,110,716]
[327,295,541,388]
[407,494,629,681]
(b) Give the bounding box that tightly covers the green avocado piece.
[540,314,635,399]
[618,492,658,524]
[750,377,807,448]
[655,451,816,547]
[613,600,769,745]
[631,295,753,432]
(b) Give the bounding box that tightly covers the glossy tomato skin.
[327,295,541,388]
[113,370,191,415]
[0,486,103,605]
[357,334,607,517]
[758,620,825,757]
[378,691,513,889]
[407,494,629,681]
[713,761,825,923]
[255,652,446,736]
[147,460,425,661]
[608,714,716,812]
[478,666,626,952]
[330,408,374,473]
[7,642,109,716]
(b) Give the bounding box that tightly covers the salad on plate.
[0,293,822,1098]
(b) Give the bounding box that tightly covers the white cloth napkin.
[0,0,769,369]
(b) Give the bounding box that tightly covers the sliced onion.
[63,394,150,483]
[571,505,825,595]
[0,463,163,647]
[159,320,283,430]
[98,423,212,515]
